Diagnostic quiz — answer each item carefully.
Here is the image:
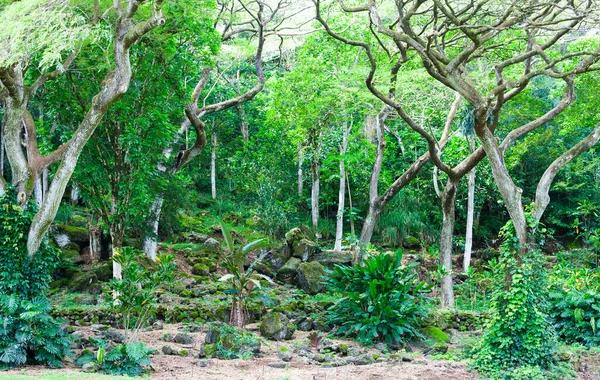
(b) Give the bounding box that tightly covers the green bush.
[472,222,561,378]
[76,339,153,376]
[549,287,600,346]
[105,247,176,342]
[0,295,72,369]
[325,250,431,345]
[0,186,60,299]
[206,323,262,359]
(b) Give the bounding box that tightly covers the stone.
[401,354,414,362]
[162,345,176,355]
[56,224,89,245]
[403,236,421,248]
[354,354,374,365]
[101,328,125,343]
[375,342,387,352]
[313,250,353,267]
[260,312,294,341]
[204,344,216,357]
[174,333,194,345]
[196,360,209,367]
[277,347,293,362]
[421,326,449,342]
[268,362,287,369]
[337,344,348,356]
[292,239,318,261]
[54,234,71,248]
[424,342,448,355]
[81,362,98,373]
[152,321,164,330]
[296,317,313,331]
[91,324,108,332]
[276,257,301,282]
[205,328,221,344]
[296,262,326,295]
[204,238,220,249]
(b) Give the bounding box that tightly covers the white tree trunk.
[297,147,304,197]
[463,146,476,272]
[211,132,217,199]
[440,181,457,309]
[33,178,43,206]
[143,196,164,261]
[311,162,320,231]
[89,225,101,262]
[334,123,350,251]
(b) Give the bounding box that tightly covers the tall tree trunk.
[463,138,476,272]
[440,180,457,308]
[211,132,217,199]
[89,224,101,262]
[143,196,163,261]
[311,155,320,232]
[334,122,350,251]
[297,147,304,197]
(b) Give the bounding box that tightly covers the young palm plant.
[219,224,273,328]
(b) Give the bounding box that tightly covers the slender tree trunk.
[334,123,350,251]
[211,132,217,199]
[311,156,320,231]
[440,180,457,309]
[143,196,163,261]
[463,139,476,272]
[110,223,125,280]
[89,224,101,262]
[346,171,355,236]
[297,147,304,197]
[42,168,48,203]
[33,178,43,206]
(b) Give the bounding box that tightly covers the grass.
[0,369,150,380]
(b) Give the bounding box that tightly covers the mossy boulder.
[56,224,89,245]
[296,262,326,295]
[403,236,421,248]
[260,312,295,341]
[292,239,319,261]
[313,250,353,268]
[277,257,301,283]
[193,263,210,276]
[61,249,84,265]
[421,326,449,342]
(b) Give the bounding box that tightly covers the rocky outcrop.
[260,312,295,341]
[297,262,326,295]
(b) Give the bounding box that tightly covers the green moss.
[278,346,289,352]
[421,326,449,342]
[204,344,216,358]
[56,224,89,242]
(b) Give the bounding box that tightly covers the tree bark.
[143,196,163,261]
[211,131,217,199]
[334,122,350,251]
[311,148,320,231]
[463,138,476,272]
[297,147,304,197]
[440,180,457,308]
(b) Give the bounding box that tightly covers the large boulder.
[56,224,89,246]
[276,257,301,283]
[292,239,319,261]
[297,262,326,295]
[313,250,353,268]
[260,312,295,341]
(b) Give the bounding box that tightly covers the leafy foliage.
[472,222,563,379]
[105,247,176,342]
[208,323,262,359]
[0,295,71,369]
[325,250,431,345]
[0,186,60,299]
[219,223,273,327]
[76,338,154,377]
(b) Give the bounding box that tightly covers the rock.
[72,294,97,305]
[296,262,326,295]
[421,326,449,342]
[205,328,221,344]
[337,344,348,356]
[54,234,71,248]
[162,345,176,355]
[354,354,374,365]
[403,236,421,248]
[204,238,220,249]
[401,354,414,362]
[285,227,305,243]
[374,342,387,352]
[277,347,293,362]
[196,360,209,367]
[313,250,353,267]
[424,342,448,355]
[152,321,164,330]
[292,239,319,261]
[101,328,125,343]
[296,317,313,331]
[56,224,89,245]
[174,333,194,345]
[268,362,287,369]
[260,312,294,341]
[91,324,108,333]
[276,257,301,282]
[81,362,98,373]
[193,263,210,276]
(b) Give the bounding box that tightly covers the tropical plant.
[0,295,72,369]
[105,247,176,343]
[219,223,273,328]
[75,338,154,376]
[325,250,431,345]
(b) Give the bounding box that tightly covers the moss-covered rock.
[421,326,449,342]
[56,224,89,245]
[296,262,326,295]
[277,257,301,283]
[292,239,319,261]
[313,250,353,268]
[260,312,295,341]
[403,236,421,248]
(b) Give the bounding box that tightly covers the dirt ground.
[1,323,478,380]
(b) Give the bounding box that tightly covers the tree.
[0,0,168,257]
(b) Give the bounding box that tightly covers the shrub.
[0,295,71,369]
[472,222,561,378]
[325,250,431,345]
[206,323,262,359]
[0,186,60,299]
[105,247,176,343]
[76,339,153,376]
